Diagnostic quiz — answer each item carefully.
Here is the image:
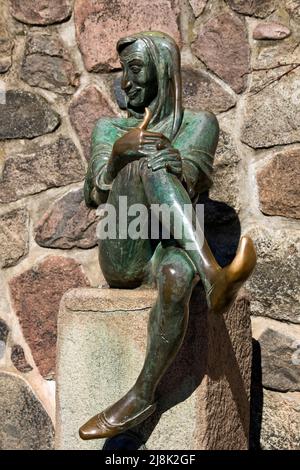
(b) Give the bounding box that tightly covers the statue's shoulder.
[93,115,121,133]
[92,115,128,143]
[183,109,219,131]
[178,109,219,155]
[180,109,219,141]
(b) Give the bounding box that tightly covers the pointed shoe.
[79,402,157,441]
[208,236,256,315]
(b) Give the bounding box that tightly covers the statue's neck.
[127,94,173,123]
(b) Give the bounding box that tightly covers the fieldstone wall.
[0,0,299,450]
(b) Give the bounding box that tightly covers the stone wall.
[0,0,299,450]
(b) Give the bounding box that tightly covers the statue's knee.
[158,254,196,304]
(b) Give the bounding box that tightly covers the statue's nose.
[121,78,132,92]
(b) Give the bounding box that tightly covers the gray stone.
[0,340,5,359]
[0,137,85,203]
[189,0,207,17]
[0,18,14,73]
[209,129,240,211]
[252,36,300,71]
[249,64,297,95]
[226,0,279,18]
[0,5,13,73]
[260,390,300,450]
[56,287,252,450]
[242,66,300,148]
[0,319,9,359]
[182,68,236,114]
[0,208,29,268]
[0,319,9,343]
[257,148,300,219]
[11,345,33,373]
[192,12,250,93]
[259,328,300,391]
[35,188,99,249]
[10,0,72,25]
[0,37,13,74]
[246,227,300,324]
[286,0,300,23]
[21,33,80,95]
[0,372,54,449]
[0,90,60,140]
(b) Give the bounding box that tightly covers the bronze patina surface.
[79,31,256,441]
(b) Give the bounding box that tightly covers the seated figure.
[79,31,256,440]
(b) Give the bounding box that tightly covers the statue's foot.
[208,236,256,315]
[79,389,156,440]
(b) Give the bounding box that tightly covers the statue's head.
[117,31,183,140]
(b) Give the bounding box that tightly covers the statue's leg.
[79,244,198,440]
[140,163,256,314]
[133,244,198,403]
[79,160,256,441]
[98,160,153,288]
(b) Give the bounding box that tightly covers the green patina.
[79,32,256,441]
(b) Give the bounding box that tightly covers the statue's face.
[119,39,158,110]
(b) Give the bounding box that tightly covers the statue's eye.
[130,65,141,74]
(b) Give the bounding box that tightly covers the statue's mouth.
[127,89,140,100]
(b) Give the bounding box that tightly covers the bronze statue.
[79,31,256,440]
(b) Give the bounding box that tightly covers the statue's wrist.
[107,151,121,178]
[95,167,113,191]
[103,166,115,184]
[107,154,120,179]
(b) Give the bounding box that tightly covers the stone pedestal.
[55,286,252,450]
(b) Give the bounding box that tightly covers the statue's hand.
[112,128,144,160]
[112,107,170,160]
[146,147,182,180]
[107,129,171,181]
[112,129,171,159]
[105,109,172,182]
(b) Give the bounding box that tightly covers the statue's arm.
[176,111,219,200]
[84,118,118,207]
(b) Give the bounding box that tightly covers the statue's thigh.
[99,161,153,288]
[154,246,198,305]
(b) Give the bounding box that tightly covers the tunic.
[84,108,219,287]
[84,109,219,208]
